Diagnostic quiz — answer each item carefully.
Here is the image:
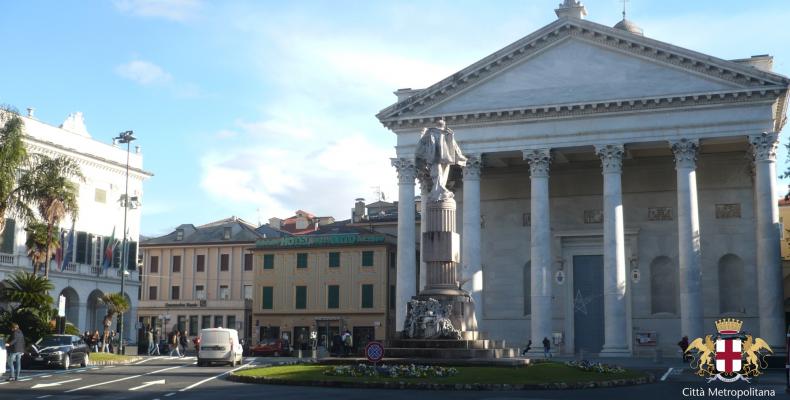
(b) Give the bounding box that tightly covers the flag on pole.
[102,227,116,269]
[61,220,75,271]
[55,230,65,269]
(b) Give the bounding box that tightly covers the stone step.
[384,347,518,359]
[388,339,492,349]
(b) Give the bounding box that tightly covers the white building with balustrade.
[0,109,153,341]
[379,2,789,355]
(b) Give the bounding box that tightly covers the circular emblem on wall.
[365,341,384,363]
[555,270,565,285]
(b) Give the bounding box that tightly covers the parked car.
[250,339,291,357]
[197,328,243,367]
[23,335,89,370]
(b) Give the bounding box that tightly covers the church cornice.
[24,136,154,180]
[381,87,785,131]
[377,18,790,126]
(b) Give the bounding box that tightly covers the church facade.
[378,2,789,356]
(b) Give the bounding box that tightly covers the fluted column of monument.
[750,132,785,350]
[422,198,462,295]
[670,139,703,341]
[595,144,630,356]
[462,155,483,325]
[523,149,553,350]
[391,157,417,330]
[418,171,431,292]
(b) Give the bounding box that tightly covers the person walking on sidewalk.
[179,330,189,357]
[521,339,532,357]
[678,336,690,362]
[146,326,155,355]
[5,323,25,381]
[169,330,181,357]
[542,337,552,359]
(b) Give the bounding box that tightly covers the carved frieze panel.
[648,207,673,221]
[584,209,603,224]
[715,204,741,219]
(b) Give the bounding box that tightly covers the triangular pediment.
[378,18,790,123]
[425,37,739,115]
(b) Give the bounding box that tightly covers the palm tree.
[0,106,35,236]
[0,271,55,342]
[98,292,129,352]
[24,221,61,274]
[17,155,84,277]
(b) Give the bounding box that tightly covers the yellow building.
[780,198,790,329]
[251,226,396,352]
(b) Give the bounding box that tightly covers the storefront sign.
[256,234,386,248]
[164,302,201,308]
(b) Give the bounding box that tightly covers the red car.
[250,339,291,356]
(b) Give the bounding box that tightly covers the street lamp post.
[115,130,136,354]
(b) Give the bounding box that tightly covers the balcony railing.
[0,253,15,266]
[0,255,137,281]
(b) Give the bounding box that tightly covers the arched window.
[523,261,531,316]
[650,256,676,314]
[718,254,744,313]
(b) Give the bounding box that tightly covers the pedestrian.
[91,330,100,352]
[341,330,353,357]
[542,337,552,359]
[108,331,115,353]
[678,336,689,362]
[192,335,201,357]
[151,330,161,356]
[5,323,25,381]
[102,315,112,352]
[169,330,181,357]
[521,339,532,357]
[146,327,155,355]
[179,329,189,357]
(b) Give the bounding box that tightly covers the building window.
[361,284,373,308]
[295,286,307,309]
[243,285,253,300]
[172,255,181,273]
[201,315,211,329]
[176,229,184,241]
[75,232,88,264]
[195,285,205,300]
[227,315,236,330]
[171,286,180,300]
[389,252,396,269]
[262,287,273,310]
[0,219,14,254]
[223,227,232,240]
[214,315,223,328]
[263,254,274,269]
[177,316,186,332]
[296,253,308,268]
[523,261,531,316]
[328,252,340,268]
[94,188,106,203]
[220,254,230,271]
[650,256,677,314]
[362,251,374,267]
[719,254,745,313]
[150,256,159,274]
[189,316,198,335]
[149,286,158,300]
[219,285,229,300]
[196,254,205,272]
[328,285,340,309]
[244,253,253,271]
[389,285,395,310]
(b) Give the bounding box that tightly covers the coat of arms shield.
[714,338,742,374]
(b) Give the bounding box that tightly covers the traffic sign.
[365,341,384,363]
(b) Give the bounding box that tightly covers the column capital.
[522,149,551,178]
[463,155,482,180]
[669,138,699,169]
[749,132,779,162]
[594,144,625,174]
[391,157,416,184]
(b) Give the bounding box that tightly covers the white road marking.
[40,375,52,378]
[0,382,8,385]
[129,379,166,391]
[178,361,253,392]
[19,378,31,381]
[64,364,186,393]
[32,378,82,389]
[660,367,674,381]
[105,365,115,368]
[36,395,52,399]
[133,356,162,365]
[164,392,176,397]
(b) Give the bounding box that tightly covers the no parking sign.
[365,341,384,365]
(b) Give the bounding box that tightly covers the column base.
[598,346,631,357]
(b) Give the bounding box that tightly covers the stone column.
[523,149,553,349]
[391,157,417,331]
[418,171,431,293]
[462,155,482,329]
[670,139,703,341]
[595,144,630,356]
[750,132,785,350]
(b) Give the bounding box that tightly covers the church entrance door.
[573,255,604,355]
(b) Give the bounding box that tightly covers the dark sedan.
[23,335,89,370]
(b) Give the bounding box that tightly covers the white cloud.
[115,60,172,85]
[113,0,202,22]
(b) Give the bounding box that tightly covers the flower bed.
[324,364,458,379]
[565,360,625,374]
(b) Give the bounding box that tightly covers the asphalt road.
[0,358,786,400]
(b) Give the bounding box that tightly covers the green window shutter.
[389,285,396,309]
[297,253,308,268]
[362,251,374,267]
[328,252,340,268]
[1,219,15,254]
[361,284,373,308]
[126,241,137,270]
[328,285,339,309]
[75,232,87,263]
[295,286,307,309]
[263,254,274,269]
[262,287,273,310]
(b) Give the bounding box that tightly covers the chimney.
[353,198,366,222]
[26,107,35,118]
[268,217,282,230]
[555,0,587,19]
[730,54,773,72]
[135,145,141,154]
[394,88,421,102]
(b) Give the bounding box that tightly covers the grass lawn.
[233,363,646,385]
[88,353,139,362]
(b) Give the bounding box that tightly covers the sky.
[1,0,789,237]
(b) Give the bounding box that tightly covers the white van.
[197,328,243,367]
